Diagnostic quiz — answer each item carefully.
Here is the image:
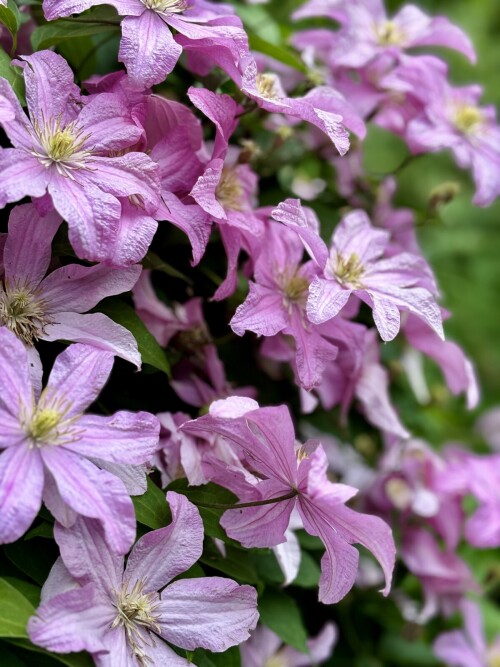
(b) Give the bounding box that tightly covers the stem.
[195,489,298,511]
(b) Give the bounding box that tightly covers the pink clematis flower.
[273,199,443,342]
[0,50,160,264]
[183,396,395,604]
[293,0,476,69]
[405,80,500,206]
[0,203,141,370]
[43,0,250,90]
[241,623,337,667]
[29,493,259,665]
[434,600,500,667]
[0,329,160,553]
[230,221,338,391]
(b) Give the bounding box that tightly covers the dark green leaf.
[0,578,35,638]
[0,47,25,104]
[7,639,94,667]
[201,542,260,584]
[192,646,241,667]
[2,578,40,608]
[142,251,193,285]
[133,477,171,530]
[0,0,22,38]
[293,551,321,588]
[24,522,53,541]
[379,636,439,665]
[258,589,308,653]
[247,31,308,74]
[30,7,120,51]
[97,298,171,376]
[3,540,56,585]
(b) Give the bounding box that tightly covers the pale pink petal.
[42,312,141,369]
[40,557,78,604]
[4,204,61,287]
[43,0,143,20]
[272,199,329,268]
[78,93,143,153]
[119,12,182,89]
[42,448,135,554]
[67,411,159,464]
[0,78,33,149]
[40,263,141,314]
[45,344,114,417]
[0,149,49,208]
[87,154,160,215]
[19,51,81,128]
[54,516,123,593]
[273,528,301,586]
[125,492,203,591]
[433,631,484,667]
[28,584,111,654]
[307,277,352,324]
[230,283,288,337]
[157,577,258,651]
[190,158,227,220]
[151,129,203,195]
[0,444,44,543]
[158,194,211,266]
[107,200,158,268]
[47,175,120,264]
[0,327,36,415]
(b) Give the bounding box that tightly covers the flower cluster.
[0,0,498,665]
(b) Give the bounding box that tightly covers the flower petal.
[157,577,258,651]
[0,327,35,416]
[125,492,203,591]
[0,444,44,544]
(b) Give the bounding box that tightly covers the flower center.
[0,282,49,346]
[31,118,92,178]
[375,20,405,46]
[277,269,309,310]
[453,103,483,134]
[265,656,288,667]
[385,478,412,510]
[487,647,500,667]
[111,580,161,667]
[333,252,365,288]
[216,167,245,211]
[22,391,80,448]
[256,73,282,101]
[27,408,61,444]
[142,0,189,13]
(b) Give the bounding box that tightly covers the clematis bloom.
[183,397,396,604]
[0,329,159,553]
[29,493,259,665]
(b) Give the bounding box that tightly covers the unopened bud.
[429,181,460,212]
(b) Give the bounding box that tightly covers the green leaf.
[247,31,308,74]
[142,251,193,285]
[293,550,321,588]
[3,540,56,586]
[192,646,241,667]
[379,636,439,665]
[24,522,54,541]
[201,542,260,584]
[0,578,35,638]
[258,589,308,653]
[2,578,40,608]
[6,639,94,667]
[97,298,171,376]
[0,47,25,105]
[133,477,171,530]
[0,0,22,39]
[30,7,120,51]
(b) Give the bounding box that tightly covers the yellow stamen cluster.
[277,269,309,312]
[487,650,500,667]
[265,656,288,667]
[0,282,49,346]
[375,20,406,46]
[142,0,189,13]
[256,73,281,101]
[333,252,365,288]
[453,104,483,134]
[31,117,92,178]
[22,391,80,448]
[111,580,161,667]
[216,167,245,211]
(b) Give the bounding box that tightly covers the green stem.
[195,489,298,511]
